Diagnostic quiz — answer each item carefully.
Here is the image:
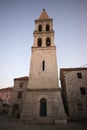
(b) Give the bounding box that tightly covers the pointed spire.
[43,8,45,11]
[38,9,50,20]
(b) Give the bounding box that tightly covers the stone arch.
[38,24,42,32]
[46,37,51,46]
[46,24,50,31]
[37,38,42,47]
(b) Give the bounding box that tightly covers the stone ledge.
[55,120,67,124]
[26,88,61,92]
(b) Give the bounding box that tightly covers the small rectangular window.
[42,61,45,71]
[17,91,23,99]
[77,72,82,79]
[77,103,83,111]
[80,87,86,95]
[19,83,23,88]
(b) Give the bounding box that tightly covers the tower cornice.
[32,46,56,51]
[33,30,54,35]
[35,18,53,23]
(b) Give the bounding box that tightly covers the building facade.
[0,87,13,113]
[60,68,87,120]
[0,99,3,113]
[9,76,28,117]
[0,87,13,105]
[21,9,66,124]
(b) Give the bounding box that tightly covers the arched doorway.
[40,98,47,117]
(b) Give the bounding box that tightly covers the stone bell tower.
[21,9,66,124]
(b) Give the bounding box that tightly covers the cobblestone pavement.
[0,114,87,130]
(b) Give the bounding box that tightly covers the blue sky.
[0,0,87,88]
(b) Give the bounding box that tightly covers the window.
[46,37,51,46]
[80,87,86,95]
[17,91,23,99]
[19,83,23,88]
[38,25,42,32]
[77,103,83,111]
[40,98,47,116]
[46,24,50,31]
[77,72,82,79]
[38,38,42,47]
[42,61,45,71]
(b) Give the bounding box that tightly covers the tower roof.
[38,9,50,20]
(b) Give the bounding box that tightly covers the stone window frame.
[80,87,86,95]
[37,38,42,47]
[40,98,47,117]
[42,60,45,71]
[19,82,24,88]
[77,72,82,79]
[17,91,23,99]
[46,24,50,31]
[46,37,51,46]
[38,24,42,32]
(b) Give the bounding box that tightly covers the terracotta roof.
[14,76,29,81]
[38,9,50,20]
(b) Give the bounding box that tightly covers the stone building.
[21,9,66,124]
[60,68,87,120]
[9,76,28,117]
[0,87,13,113]
[0,99,3,113]
[0,87,13,105]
